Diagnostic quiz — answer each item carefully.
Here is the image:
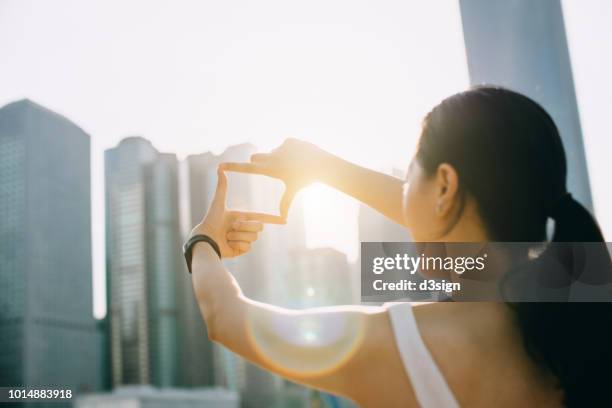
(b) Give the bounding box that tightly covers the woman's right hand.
[219,138,328,220]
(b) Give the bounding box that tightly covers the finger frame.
[250,153,271,163]
[219,162,268,176]
[231,210,286,225]
[232,220,264,232]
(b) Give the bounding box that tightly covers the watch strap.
[183,234,221,273]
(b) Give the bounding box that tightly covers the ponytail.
[515,193,612,408]
[419,87,612,407]
[550,192,605,243]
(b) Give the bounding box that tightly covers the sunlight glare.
[247,308,365,376]
[302,183,359,261]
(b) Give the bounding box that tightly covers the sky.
[0,0,610,319]
[562,0,612,239]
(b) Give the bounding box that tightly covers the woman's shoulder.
[411,302,513,353]
[411,303,506,389]
[411,302,562,407]
[412,302,511,335]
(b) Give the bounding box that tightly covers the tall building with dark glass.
[0,100,103,406]
[105,137,182,387]
[186,143,309,408]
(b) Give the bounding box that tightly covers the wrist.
[300,140,324,176]
[190,222,221,244]
[192,238,220,259]
[183,233,221,274]
[315,149,341,184]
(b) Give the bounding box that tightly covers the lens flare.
[247,307,365,376]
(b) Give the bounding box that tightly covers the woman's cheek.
[403,184,422,235]
[404,182,436,242]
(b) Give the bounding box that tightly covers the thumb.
[212,169,227,208]
[280,185,296,221]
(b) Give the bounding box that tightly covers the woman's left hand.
[189,168,286,258]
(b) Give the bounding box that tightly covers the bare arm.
[191,243,414,405]
[317,150,407,227]
[188,168,415,406]
[220,138,408,227]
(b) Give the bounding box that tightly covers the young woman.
[184,87,611,407]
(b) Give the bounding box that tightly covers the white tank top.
[385,302,460,408]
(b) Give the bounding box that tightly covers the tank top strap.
[385,302,460,408]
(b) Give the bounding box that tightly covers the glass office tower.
[105,137,182,387]
[0,100,103,406]
[186,143,310,407]
[459,0,592,208]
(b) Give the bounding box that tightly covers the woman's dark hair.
[416,86,611,407]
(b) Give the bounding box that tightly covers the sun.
[301,182,359,261]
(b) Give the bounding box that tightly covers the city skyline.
[2,0,610,323]
[0,0,471,320]
[0,99,364,326]
[0,98,359,406]
[1,1,610,407]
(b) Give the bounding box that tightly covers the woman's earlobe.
[436,201,443,214]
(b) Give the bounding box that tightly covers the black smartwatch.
[183,234,222,273]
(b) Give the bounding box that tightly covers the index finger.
[232,220,264,232]
[219,162,268,175]
[234,211,287,225]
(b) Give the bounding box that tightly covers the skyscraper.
[173,151,217,388]
[0,100,103,405]
[186,143,308,407]
[105,137,182,387]
[184,145,253,392]
[459,0,592,208]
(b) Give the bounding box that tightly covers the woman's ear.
[434,163,459,216]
